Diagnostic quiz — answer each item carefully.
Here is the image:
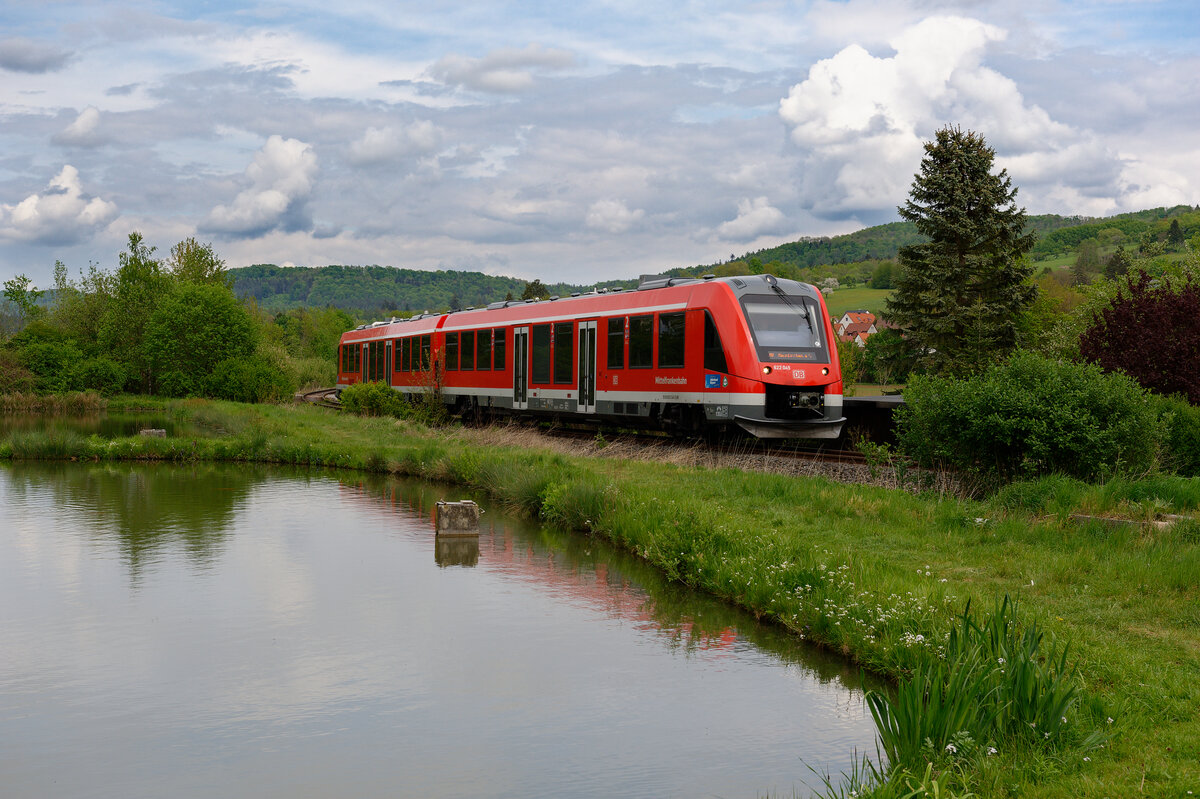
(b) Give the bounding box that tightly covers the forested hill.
[228,206,1197,314]
[228,264,623,314]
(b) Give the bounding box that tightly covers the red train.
[335,273,845,439]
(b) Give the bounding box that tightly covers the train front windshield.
[741,294,829,362]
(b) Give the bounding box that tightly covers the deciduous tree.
[1080,268,1200,403]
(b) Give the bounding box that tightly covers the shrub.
[1153,394,1200,477]
[897,351,1162,482]
[206,356,294,403]
[73,357,126,396]
[339,381,407,417]
[0,349,36,393]
[17,339,85,393]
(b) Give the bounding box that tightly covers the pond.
[0,461,879,798]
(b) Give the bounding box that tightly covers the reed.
[0,391,106,414]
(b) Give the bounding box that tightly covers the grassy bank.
[2,397,1198,797]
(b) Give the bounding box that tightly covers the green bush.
[339,381,407,417]
[73,357,126,396]
[1153,394,1200,477]
[17,339,85,393]
[206,356,294,403]
[0,349,36,393]
[897,351,1162,482]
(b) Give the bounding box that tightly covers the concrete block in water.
[139,429,167,437]
[436,500,480,536]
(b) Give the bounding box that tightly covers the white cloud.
[716,197,787,241]
[779,16,1077,215]
[585,199,644,233]
[429,44,576,93]
[347,121,443,167]
[203,136,318,238]
[0,165,118,246]
[53,107,105,147]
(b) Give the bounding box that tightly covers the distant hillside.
[228,207,1198,314]
[228,264,631,315]
[675,206,1197,276]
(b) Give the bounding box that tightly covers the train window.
[461,331,475,370]
[420,335,431,370]
[742,295,820,349]
[658,312,685,369]
[704,312,728,373]
[476,328,491,371]
[340,344,348,373]
[401,337,411,372]
[531,324,551,383]
[629,314,653,369]
[445,332,459,371]
[553,323,573,384]
[607,317,625,369]
[492,328,506,371]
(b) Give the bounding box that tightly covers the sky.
[1,0,1198,289]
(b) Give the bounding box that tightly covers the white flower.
[1083,756,1091,762]
[986,747,997,756]
[945,743,957,754]
[1107,717,1114,724]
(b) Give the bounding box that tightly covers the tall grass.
[0,391,106,414]
[864,596,1103,785]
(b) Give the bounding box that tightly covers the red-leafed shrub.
[1080,269,1200,404]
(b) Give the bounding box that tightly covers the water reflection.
[1,462,879,799]
[435,535,480,567]
[2,461,251,578]
[351,472,874,693]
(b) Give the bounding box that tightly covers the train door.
[513,326,529,410]
[360,342,368,383]
[385,341,393,386]
[577,320,597,414]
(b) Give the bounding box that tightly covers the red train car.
[335,273,845,439]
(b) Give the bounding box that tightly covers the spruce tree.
[885,126,1036,374]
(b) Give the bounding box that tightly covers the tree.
[869,261,895,289]
[1071,239,1100,286]
[1167,219,1185,249]
[146,282,257,396]
[520,279,550,300]
[2,274,45,327]
[884,126,1037,374]
[168,237,229,286]
[1080,268,1200,404]
[98,232,171,391]
[1103,246,1133,280]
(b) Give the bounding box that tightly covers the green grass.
[2,398,1199,797]
[825,287,893,316]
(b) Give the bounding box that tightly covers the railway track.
[295,387,870,465]
[296,387,341,409]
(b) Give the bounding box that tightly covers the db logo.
[792,369,805,379]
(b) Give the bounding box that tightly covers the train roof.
[339,273,823,342]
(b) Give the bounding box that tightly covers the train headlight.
[822,367,829,375]
[762,366,771,375]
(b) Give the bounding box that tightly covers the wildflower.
[986,747,997,756]
[1062,717,1068,724]
[1107,717,1114,724]
[1083,756,1091,762]
[997,657,1006,665]
[945,743,957,754]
